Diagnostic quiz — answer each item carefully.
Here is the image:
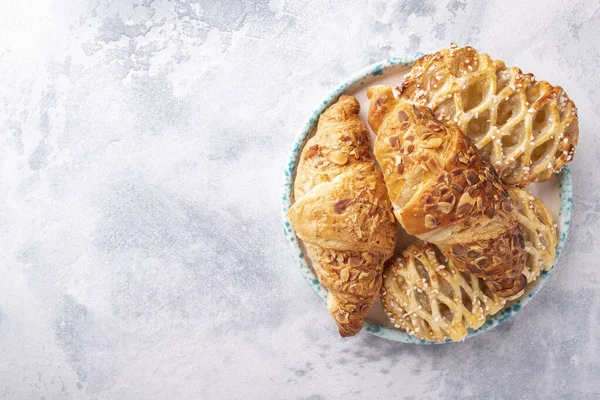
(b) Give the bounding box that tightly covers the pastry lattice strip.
[509,188,557,282]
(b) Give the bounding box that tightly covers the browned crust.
[288,95,398,336]
[396,44,578,187]
[368,91,526,297]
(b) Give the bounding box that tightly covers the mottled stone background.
[0,0,599,399]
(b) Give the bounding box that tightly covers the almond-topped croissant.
[288,95,397,337]
[367,86,527,297]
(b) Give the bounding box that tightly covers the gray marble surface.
[0,0,599,399]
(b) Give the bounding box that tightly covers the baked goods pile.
[288,44,578,341]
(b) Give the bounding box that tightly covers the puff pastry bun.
[397,44,578,186]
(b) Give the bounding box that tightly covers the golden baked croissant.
[367,88,526,297]
[288,95,397,337]
[381,188,558,342]
[397,44,578,186]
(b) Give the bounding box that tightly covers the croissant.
[397,44,578,186]
[381,188,558,342]
[367,86,526,297]
[288,95,397,336]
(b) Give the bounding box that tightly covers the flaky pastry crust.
[367,88,526,297]
[397,44,578,187]
[288,95,397,337]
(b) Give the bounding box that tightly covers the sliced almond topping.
[441,193,456,205]
[412,105,422,118]
[475,257,490,267]
[452,244,466,256]
[425,214,439,229]
[450,183,464,193]
[334,199,352,214]
[340,268,350,282]
[466,249,481,259]
[349,256,362,266]
[501,200,512,213]
[466,170,479,185]
[428,123,443,132]
[438,202,453,214]
[328,150,348,165]
[423,137,443,148]
[456,192,475,215]
[426,156,441,172]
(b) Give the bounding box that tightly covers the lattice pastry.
[398,44,578,187]
[381,188,558,342]
[509,188,557,282]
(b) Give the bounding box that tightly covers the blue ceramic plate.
[282,55,573,343]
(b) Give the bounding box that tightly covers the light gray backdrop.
[0,1,598,399]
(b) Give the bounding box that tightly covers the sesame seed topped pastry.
[288,95,397,337]
[367,89,527,297]
[397,44,578,187]
[508,188,557,282]
[381,188,558,342]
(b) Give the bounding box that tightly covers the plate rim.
[281,54,573,344]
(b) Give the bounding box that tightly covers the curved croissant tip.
[367,85,392,100]
[338,325,359,338]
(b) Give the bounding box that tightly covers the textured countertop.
[1,1,599,399]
